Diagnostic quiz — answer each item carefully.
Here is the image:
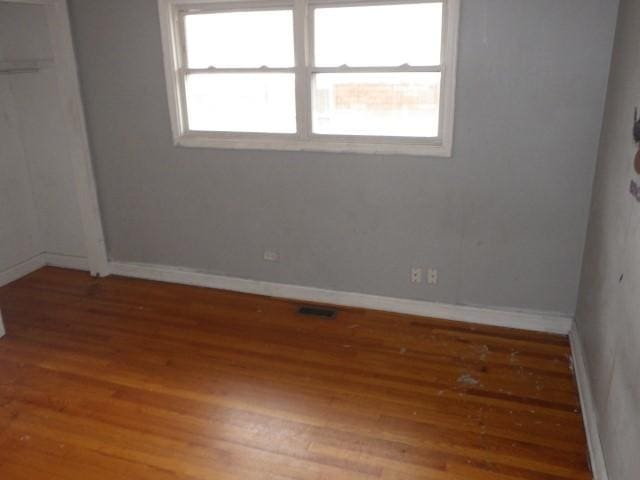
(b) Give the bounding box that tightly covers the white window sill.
[175,133,452,157]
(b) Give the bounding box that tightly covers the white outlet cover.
[411,268,423,283]
[263,250,280,262]
[427,268,438,285]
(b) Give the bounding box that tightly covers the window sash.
[181,7,296,70]
[161,0,459,156]
[309,2,443,69]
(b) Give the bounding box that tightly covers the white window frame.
[158,0,460,157]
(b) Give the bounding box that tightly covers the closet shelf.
[0,59,53,74]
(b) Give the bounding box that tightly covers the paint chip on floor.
[457,373,480,386]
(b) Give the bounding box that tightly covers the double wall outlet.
[411,267,438,285]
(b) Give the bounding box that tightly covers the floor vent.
[297,305,337,319]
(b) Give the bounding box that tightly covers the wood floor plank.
[0,267,591,479]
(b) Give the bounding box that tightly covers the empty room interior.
[0,0,638,479]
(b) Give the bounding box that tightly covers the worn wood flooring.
[0,267,590,479]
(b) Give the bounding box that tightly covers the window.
[159,0,459,156]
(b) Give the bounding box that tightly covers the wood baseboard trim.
[110,261,573,334]
[569,324,609,480]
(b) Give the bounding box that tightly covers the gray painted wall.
[69,0,618,316]
[575,0,640,477]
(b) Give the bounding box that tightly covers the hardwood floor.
[0,267,590,480]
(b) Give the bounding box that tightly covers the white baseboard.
[570,324,609,480]
[0,253,90,290]
[0,255,47,288]
[0,255,573,336]
[44,253,90,271]
[110,261,573,334]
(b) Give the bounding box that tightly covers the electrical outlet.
[263,249,280,262]
[411,268,423,284]
[427,268,438,285]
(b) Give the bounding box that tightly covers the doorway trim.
[0,0,109,276]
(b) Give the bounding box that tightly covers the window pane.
[314,3,442,68]
[312,73,440,137]
[186,73,296,133]
[185,11,294,68]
